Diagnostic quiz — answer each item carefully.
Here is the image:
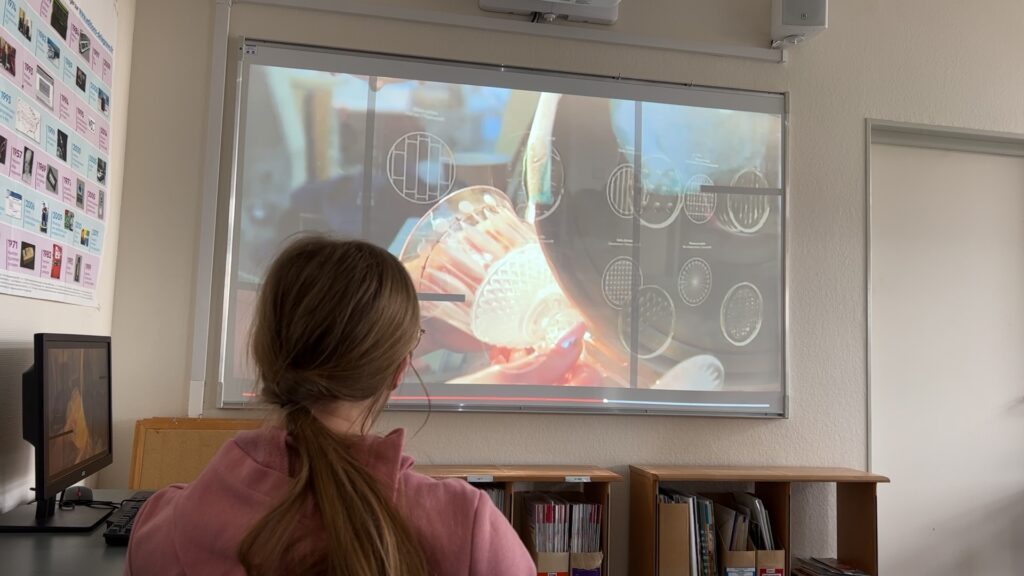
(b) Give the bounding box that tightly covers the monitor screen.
[44,342,109,484]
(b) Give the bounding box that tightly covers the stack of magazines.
[481,487,505,513]
[523,493,602,554]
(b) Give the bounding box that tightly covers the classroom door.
[870,140,1024,575]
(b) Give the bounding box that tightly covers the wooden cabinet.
[417,465,621,573]
[629,466,889,576]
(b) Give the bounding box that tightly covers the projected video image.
[45,347,108,480]
[228,53,785,412]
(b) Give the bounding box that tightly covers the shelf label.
[467,475,494,483]
[565,476,591,483]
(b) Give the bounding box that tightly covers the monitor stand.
[0,497,112,532]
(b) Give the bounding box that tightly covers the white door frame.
[864,118,1024,470]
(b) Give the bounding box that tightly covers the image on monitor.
[44,345,109,483]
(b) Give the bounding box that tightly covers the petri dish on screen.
[720,282,763,346]
[601,256,641,310]
[387,131,456,204]
[677,257,712,307]
[619,285,676,359]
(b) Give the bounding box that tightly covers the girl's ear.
[392,356,410,391]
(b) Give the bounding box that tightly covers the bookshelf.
[629,466,889,576]
[416,465,622,573]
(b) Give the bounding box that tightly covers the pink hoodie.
[125,427,536,576]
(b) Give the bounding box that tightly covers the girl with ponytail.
[126,236,535,576]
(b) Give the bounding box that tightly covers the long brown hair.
[239,235,428,576]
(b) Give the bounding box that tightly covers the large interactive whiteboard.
[221,40,788,416]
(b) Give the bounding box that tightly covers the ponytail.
[238,408,429,576]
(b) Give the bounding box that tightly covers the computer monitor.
[0,333,113,532]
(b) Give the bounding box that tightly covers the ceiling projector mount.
[479,0,621,25]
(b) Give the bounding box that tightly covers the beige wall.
[98,0,216,488]
[0,0,136,512]
[107,0,1024,574]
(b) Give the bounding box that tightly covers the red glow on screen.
[390,395,602,404]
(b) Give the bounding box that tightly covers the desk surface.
[0,489,132,576]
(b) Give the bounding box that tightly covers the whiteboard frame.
[216,38,790,417]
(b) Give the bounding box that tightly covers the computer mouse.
[66,485,94,504]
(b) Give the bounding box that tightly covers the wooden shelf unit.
[629,466,889,576]
[416,465,622,573]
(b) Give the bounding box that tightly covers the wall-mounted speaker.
[771,0,828,43]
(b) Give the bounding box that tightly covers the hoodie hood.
[164,427,413,575]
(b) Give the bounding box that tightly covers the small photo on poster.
[22,147,34,183]
[98,89,109,116]
[36,68,54,110]
[51,243,62,278]
[97,189,104,219]
[63,208,74,230]
[20,241,36,270]
[88,117,96,133]
[18,9,32,42]
[47,38,61,66]
[39,201,48,234]
[16,99,42,142]
[56,130,68,162]
[75,67,86,92]
[6,190,23,219]
[96,158,106,185]
[75,178,84,208]
[0,134,8,165]
[79,33,90,63]
[73,253,81,283]
[46,164,58,193]
[0,37,17,77]
[80,227,89,248]
[51,0,69,40]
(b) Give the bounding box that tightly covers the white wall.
[0,0,136,514]
[106,1,1024,574]
[871,143,1024,575]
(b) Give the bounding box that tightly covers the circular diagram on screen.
[519,145,565,220]
[683,174,717,224]
[619,285,676,359]
[386,132,456,204]
[601,256,642,310]
[720,168,772,234]
[677,257,712,307]
[637,156,683,229]
[720,282,763,346]
[607,162,643,218]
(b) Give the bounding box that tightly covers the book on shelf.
[695,496,719,576]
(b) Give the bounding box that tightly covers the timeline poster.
[0,0,113,306]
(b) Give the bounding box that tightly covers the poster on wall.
[0,0,114,306]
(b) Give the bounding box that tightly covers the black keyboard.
[103,491,155,546]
